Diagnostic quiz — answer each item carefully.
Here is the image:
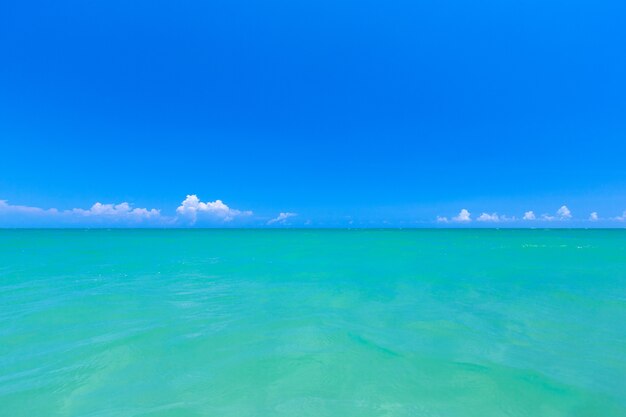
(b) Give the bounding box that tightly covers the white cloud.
[268,212,297,225]
[0,200,56,216]
[1,195,264,227]
[71,202,160,219]
[614,211,626,221]
[539,206,572,221]
[452,209,471,222]
[557,205,572,219]
[523,211,536,221]
[0,199,162,226]
[477,212,500,222]
[436,216,449,223]
[589,212,599,221]
[175,195,252,223]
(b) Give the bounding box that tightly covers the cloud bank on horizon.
[0,195,258,227]
[1,198,625,227]
[437,205,626,226]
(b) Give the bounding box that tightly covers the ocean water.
[1,229,625,417]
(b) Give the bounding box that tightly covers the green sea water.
[1,229,625,416]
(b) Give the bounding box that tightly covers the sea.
[1,229,625,416]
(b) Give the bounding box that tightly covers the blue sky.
[1,0,625,227]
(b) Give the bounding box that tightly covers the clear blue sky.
[1,0,625,227]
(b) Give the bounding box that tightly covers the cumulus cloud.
[1,195,270,227]
[614,211,626,221]
[452,209,471,222]
[589,212,599,221]
[72,202,160,219]
[268,212,297,225]
[557,205,572,219]
[433,207,580,224]
[539,205,572,221]
[476,212,500,222]
[0,199,162,226]
[175,195,252,223]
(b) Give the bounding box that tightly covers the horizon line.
[1,227,625,231]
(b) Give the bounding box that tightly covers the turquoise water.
[1,230,625,416]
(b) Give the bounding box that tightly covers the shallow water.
[1,229,625,416]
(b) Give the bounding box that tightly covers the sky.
[1,0,625,227]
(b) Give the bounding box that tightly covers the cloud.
[476,212,499,222]
[0,199,162,226]
[71,202,160,219]
[557,205,572,219]
[435,206,575,224]
[614,211,626,221]
[452,209,471,222]
[589,212,599,221]
[0,199,57,215]
[1,196,308,227]
[268,212,297,225]
[175,195,252,223]
[539,205,572,221]
[1,195,270,227]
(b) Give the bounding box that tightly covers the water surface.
[1,229,625,416]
